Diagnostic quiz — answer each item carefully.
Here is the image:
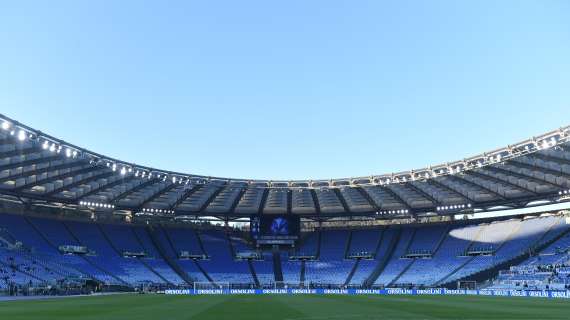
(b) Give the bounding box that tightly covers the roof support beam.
[465,170,537,195]
[199,185,225,212]
[333,188,351,213]
[309,189,322,216]
[109,178,160,203]
[426,178,473,203]
[286,189,292,215]
[405,182,439,206]
[355,186,380,212]
[43,171,115,197]
[383,185,413,212]
[134,182,178,211]
[227,187,247,215]
[170,184,203,212]
[257,188,269,215]
[445,174,507,201]
[76,175,137,201]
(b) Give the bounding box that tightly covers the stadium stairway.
[493,220,523,253]
[20,217,90,280]
[364,228,402,287]
[226,232,237,258]
[193,259,214,284]
[387,228,418,286]
[439,219,570,288]
[247,260,260,287]
[62,222,129,286]
[194,230,208,257]
[146,226,193,285]
[23,217,111,283]
[388,259,415,286]
[128,227,175,285]
[385,228,417,286]
[463,224,485,253]
[343,259,360,286]
[433,257,476,287]
[139,258,173,286]
[372,227,387,259]
[403,228,418,254]
[161,227,181,255]
[97,224,122,256]
[432,223,488,286]
[432,225,451,254]
[300,260,306,284]
[272,247,284,283]
[343,231,353,258]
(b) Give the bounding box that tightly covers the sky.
[1,1,569,181]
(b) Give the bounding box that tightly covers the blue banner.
[162,288,570,299]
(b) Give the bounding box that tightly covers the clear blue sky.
[1,1,569,181]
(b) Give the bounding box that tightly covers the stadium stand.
[1,211,570,291]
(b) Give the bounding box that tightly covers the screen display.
[251,215,300,245]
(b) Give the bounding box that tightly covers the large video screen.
[250,215,300,245]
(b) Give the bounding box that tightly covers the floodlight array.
[437,204,472,212]
[79,201,115,209]
[376,209,410,215]
[141,208,174,214]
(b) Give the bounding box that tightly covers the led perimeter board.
[250,215,300,245]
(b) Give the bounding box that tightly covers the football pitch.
[0,294,568,320]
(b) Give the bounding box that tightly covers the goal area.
[193,282,230,292]
[457,280,477,290]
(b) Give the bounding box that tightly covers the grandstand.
[0,113,569,296]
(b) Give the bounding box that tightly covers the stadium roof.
[1,113,570,220]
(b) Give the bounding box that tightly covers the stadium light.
[17,130,26,141]
[437,203,471,212]
[79,201,114,209]
[1,121,10,130]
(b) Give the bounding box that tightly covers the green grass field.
[1,294,568,320]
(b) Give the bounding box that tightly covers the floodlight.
[17,130,26,141]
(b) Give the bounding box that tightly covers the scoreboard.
[250,215,300,245]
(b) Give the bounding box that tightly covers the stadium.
[1,112,570,318]
[2,2,570,319]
